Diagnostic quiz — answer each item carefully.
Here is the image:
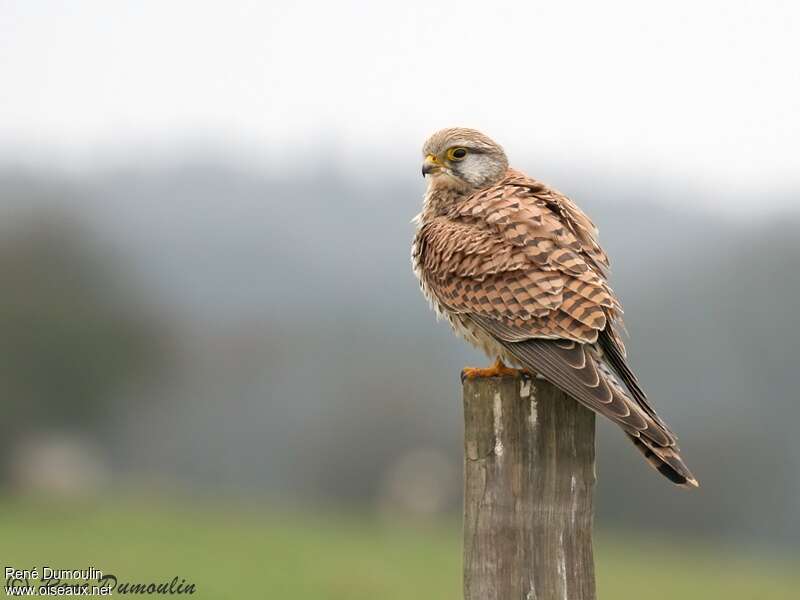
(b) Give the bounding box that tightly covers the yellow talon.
[461,358,522,381]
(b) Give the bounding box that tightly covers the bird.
[411,127,698,488]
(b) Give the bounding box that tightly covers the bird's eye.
[447,147,468,161]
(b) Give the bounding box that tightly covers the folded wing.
[416,170,697,486]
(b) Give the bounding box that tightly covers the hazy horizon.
[3,0,800,208]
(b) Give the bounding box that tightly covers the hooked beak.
[421,154,442,177]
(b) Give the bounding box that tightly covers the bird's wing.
[417,171,696,485]
[417,169,621,346]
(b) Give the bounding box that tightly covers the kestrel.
[412,127,698,487]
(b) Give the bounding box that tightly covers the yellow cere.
[425,153,441,165]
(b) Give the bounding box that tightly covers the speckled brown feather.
[413,164,698,487]
[417,169,619,344]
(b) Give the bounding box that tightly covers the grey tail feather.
[627,434,700,488]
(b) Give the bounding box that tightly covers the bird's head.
[421,128,509,191]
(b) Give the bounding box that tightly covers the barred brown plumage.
[412,127,698,488]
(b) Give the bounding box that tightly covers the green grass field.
[1,497,796,599]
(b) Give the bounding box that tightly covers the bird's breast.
[411,223,509,362]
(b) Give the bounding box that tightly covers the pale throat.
[422,175,473,219]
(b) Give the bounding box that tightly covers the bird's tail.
[627,433,699,488]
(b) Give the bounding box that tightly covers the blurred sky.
[1,0,799,208]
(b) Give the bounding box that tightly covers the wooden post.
[462,374,596,600]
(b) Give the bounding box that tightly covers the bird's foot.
[461,358,523,382]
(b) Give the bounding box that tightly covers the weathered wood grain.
[462,374,596,600]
